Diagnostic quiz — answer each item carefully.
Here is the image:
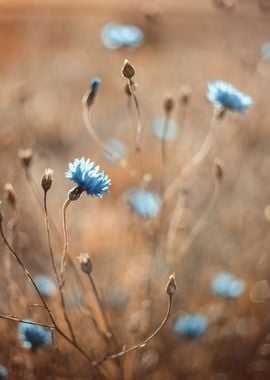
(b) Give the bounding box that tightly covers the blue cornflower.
[0,365,8,380]
[34,275,57,297]
[127,188,162,218]
[173,314,209,339]
[101,23,144,49]
[152,117,179,141]
[66,157,111,198]
[207,80,252,114]
[102,139,127,164]
[90,77,101,92]
[211,272,246,298]
[18,320,52,351]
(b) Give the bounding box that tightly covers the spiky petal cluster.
[65,157,111,198]
[173,314,209,339]
[207,80,252,114]
[211,272,246,298]
[18,320,52,351]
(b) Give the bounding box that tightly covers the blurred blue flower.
[127,188,162,218]
[0,365,8,380]
[34,275,57,297]
[90,77,101,92]
[173,314,209,339]
[262,42,270,60]
[106,288,129,310]
[211,272,246,298]
[101,23,144,49]
[207,81,252,114]
[102,139,127,164]
[18,320,52,351]
[152,117,179,141]
[66,157,111,198]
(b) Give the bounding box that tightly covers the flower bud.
[41,168,53,192]
[18,148,33,169]
[122,60,135,79]
[166,273,176,296]
[78,253,93,274]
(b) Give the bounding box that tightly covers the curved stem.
[82,98,140,181]
[44,191,77,344]
[0,216,92,363]
[91,293,173,367]
[60,198,71,285]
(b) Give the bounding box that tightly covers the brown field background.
[0,1,270,379]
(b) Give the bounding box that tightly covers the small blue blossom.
[18,320,52,351]
[101,23,144,49]
[102,139,127,164]
[106,288,129,310]
[126,188,162,218]
[261,42,270,60]
[90,77,101,92]
[66,157,111,198]
[211,272,246,298]
[207,80,252,114]
[173,314,209,339]
[34,275,57,297]
[152,117,179,141]
[0,365,8,380]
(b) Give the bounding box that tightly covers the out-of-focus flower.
[262,42,270,60]
[207,81,252,114]
[34,275,57,297]
[101,23,144,49]
[66,157,111,198]
[18,320,52,351]
[0,365,8,380]
[151,117,179,141]
[173,314,209,339]
[126,188,162,218]
[106,287,129,310]
[211,272,246,298]
[102,139,127,164]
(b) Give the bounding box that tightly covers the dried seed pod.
[122,59,135,79]
[41,168,54,192]
[18,148,33,168]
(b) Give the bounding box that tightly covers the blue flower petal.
[34,275,57,297]
[66,157,111,198]
[127,188,162,219]
[101,23,144,49]
[211,272,246,298]
[173,314,209,339]
[152,117,179,141]
[207,81,252,114]
[18,320,52,351]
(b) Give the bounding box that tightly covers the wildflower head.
[65,157,111,198]
[173,314,209,339]
[102,139,127,165]
[166,273,176,296]
[211,272,246,298]
[18,320,52,351]
[152,117,179,141]
[18,148,33,169]
[34,275,57,297]
[207,80,252,114]
[126,187,162,219]
[4,183,17,210]
[101,23,144,49]
[0,364,8,380]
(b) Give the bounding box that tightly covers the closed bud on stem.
[166,273,176,296]
[68,186,84,201]
[41,168,54,192]
[163,94,174,115]
[213,158,224,181]
[78,253,93,274]
[18,148,33,169]
[178,85,192,105]
[4,183,17,210]
[122,59,135,79]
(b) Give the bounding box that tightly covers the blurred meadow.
[1,0,270,379]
